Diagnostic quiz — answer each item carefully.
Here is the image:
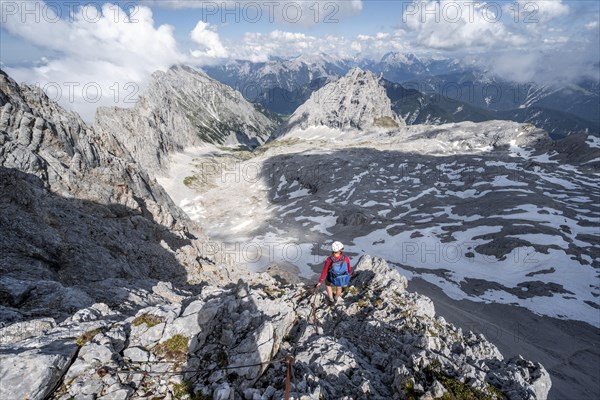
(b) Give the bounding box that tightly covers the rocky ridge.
[271,68,405,140]
[94,65,278,173]
[0,256,551,400]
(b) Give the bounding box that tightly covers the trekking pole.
[284,355,295,400]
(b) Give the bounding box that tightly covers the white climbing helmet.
[331,241,344,252]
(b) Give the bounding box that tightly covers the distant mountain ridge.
[204,52,600,139]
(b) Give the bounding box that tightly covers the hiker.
[315,241,352,304]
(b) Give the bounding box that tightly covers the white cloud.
[139,0,210,8]
[514,0,568,25]
[224,28,412,62]
[1,2,184,121]
[190,21,228,59]
[228,30,352,61]
[0,1,227,122]
[510,0,569,38]
[480,0,598,84]
[347,32,409,60]
[485,31,599,85]
[542,36,569,45]
[585,21,599,31]
[400,0,529,50]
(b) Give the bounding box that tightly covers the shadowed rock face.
[0,70,244,325]
[0,167,191,321]
[0,256,552,400]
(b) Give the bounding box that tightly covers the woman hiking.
[315,241,352,304]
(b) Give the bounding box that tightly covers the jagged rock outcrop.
[271,68,405,139]
[94,65,279,173]
[0,255,551,400]
[0,69,241,324]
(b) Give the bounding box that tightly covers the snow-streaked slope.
[160,120,600,327]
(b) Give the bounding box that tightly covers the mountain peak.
[272,67,404,139]
[95,64,278,172]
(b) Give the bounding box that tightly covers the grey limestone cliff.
[272,68,405,140]
[94,65,279,173]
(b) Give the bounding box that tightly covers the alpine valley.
[0,56,598,400]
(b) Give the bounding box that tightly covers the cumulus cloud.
[479,1,598,85]
[400,0,529,50]
[514,0,569,25]
[225,29,411,62]
[347,32,409,60]
[485,30,599,84]
[228,30,354,61]
[585,21,599,31]
[190,21,228,60]
[0,1,227,122]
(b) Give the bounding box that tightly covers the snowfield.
[160,120,600,327]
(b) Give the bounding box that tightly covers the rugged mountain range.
[364,52,469,82]
[176,123,598,400]
[165,69,598,399]
[415,72,600,138]
[0,69,237,325]
[204,53,352,94]
[382,78,496,125]
[204,53,600,139]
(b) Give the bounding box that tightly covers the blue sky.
[3,1,598,64]
[1,0,598,121]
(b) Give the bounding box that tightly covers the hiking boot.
[335,296,343,304]
[327,296,335,305]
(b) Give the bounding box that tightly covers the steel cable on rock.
[116,286,322,397]
[110,356,289,377]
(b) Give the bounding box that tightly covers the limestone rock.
[272,68,404,139]
[0,339,78,400]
